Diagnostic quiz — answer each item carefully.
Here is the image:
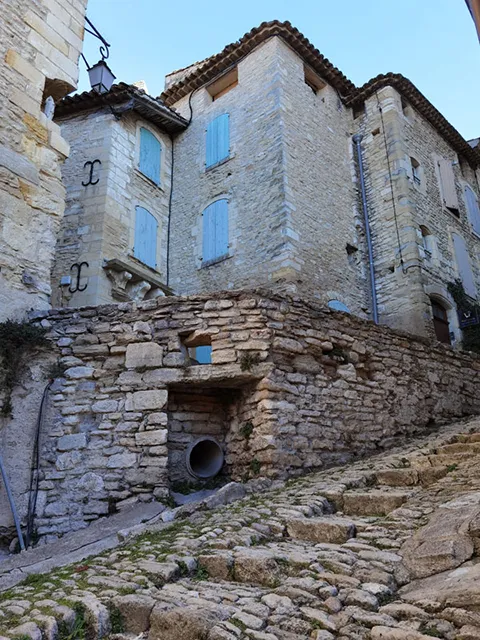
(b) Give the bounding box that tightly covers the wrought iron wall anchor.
[69,261,89,293]
[82,159,101,186]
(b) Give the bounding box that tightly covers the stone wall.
[278,39,368,314]
[0,0,88,320]
[52,110,172,307]
[1,290,480,541]
[169,38,290,295]
[356,86,480,339]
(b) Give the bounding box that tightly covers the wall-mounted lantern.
[81,17,116,94]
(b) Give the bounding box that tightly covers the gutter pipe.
[0,450,26,551]
[353,134,379,325]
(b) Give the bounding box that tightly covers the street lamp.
[81,17,116,94]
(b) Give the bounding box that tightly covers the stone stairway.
[1,418,480,640]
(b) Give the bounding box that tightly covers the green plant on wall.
[0,320,49,417]
[447,280,480,354]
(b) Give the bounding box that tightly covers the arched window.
[465,185,480,236]
[139,127,161,185]
[206,114,229,168]
[202,199,228,264]
[134,206,158,268]
[328,300,351,313]
[431,299,451,344]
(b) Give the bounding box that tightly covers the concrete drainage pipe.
[186,437,224,479]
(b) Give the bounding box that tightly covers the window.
[452,233,476,298]
[134,206,158,268]
[139,127,161,185]
[465,185,480,236]
[188,345,212,364]
[420,226,433,260]
[328,300,351,313]
[410,157,421,185]
[206,68,238,101]
[401,97,413,119]
[206,114,229,168]
[431,299,451,344]
[437,157,459,214]
[304,65,326,94]
[202,199,228,264]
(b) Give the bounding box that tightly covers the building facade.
[0,0,89,320]
[54,21,480,345]
[52,85,187,307]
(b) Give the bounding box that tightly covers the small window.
[410,157,421,185]
[465,185,480,236]
[134,206,158,268]
[202,199,228,264]
[328,300,351,313]
[139,127,161,185]
[188,345,212,364]
[303,65,326,94]
[401,97,413,118]
[420,226,433,260]
[206,67,238,101]
[206,114,229,168]
[353,103,365,120]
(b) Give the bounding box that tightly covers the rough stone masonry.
[1,289,480,542]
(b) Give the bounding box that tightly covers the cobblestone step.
[1,419,480,639]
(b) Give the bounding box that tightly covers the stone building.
[51,84,187,307]
[54,21,480,346]
[0,0,89,320]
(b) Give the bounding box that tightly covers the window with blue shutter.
[465,185,480,236]
[134,206,158,269]
[139,127,161,185]
[206,114,229,168]
[202,199,228,263]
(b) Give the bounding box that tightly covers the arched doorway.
[431,298,451,344]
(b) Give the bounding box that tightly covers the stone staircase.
[1,418,480,640]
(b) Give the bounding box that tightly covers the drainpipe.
[0,450,26,551]
[353,134,379,324]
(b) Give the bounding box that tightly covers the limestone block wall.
[169,38,291,295]
[278,39,368,315]
[52,111,172,307]
[356,86,480,339]
[0,0,88,320]
[1,290,480,542]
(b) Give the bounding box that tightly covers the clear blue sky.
[79,0,479,141]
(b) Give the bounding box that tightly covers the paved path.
[1,418,480,640]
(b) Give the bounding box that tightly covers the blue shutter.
[214,199,228,257]
[194,346,212,364]
[134,206,158,268]
[465,186,480,235]
[139,128,161,185]
[202,199,228,262]
[206,114,229,168]
[202,203,216,262]
[452,233,476,298]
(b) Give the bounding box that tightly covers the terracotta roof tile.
[55,82,188,134]
[161,21,480,167]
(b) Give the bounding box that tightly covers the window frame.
[205,113,230,170]
[137,124,162,187]
[133,205,159,270]
[201,198,229,267]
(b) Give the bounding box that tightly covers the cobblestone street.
[2,417,480,640]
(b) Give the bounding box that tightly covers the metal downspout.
[353,134,379,324]
[0,451,26,551]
